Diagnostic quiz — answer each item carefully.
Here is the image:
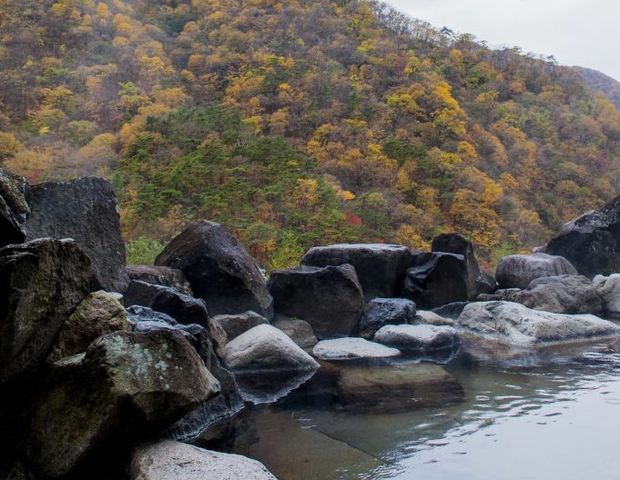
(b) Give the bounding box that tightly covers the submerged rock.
[126,265,193,295]
[0,239,97,383]
[495,253,577,289]
[211,311,269,343]
[374,324,459,352]
[26,330,220,479]
[222,324,319,372]
[312,338,400,361]
[301,243,413,300]
[545,196,620,276]
[48,290,132,362]
[269,264,364,338]
[155,221,273,318]
[130,440,277,480]
[457,301,620,346]
[335,362,464,412]
[272,315,318,350]
[515,275,603,314]
[357,298,417,339]
[24,177,129,292]
[125,280,210,327]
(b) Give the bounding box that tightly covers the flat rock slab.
[312,338,400,361]
[223,324,319,372]
[374,324,459,351]
[457,301,620,347]
[131,440,277,480]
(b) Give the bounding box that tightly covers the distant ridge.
[574,67,620,110]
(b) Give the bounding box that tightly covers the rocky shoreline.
[2,169,620,479]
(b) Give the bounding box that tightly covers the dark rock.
[0,168,29,247]
[269,264,364,338]
[357,298,416,339]
[211,311,269,343]
[495,253,577,289]
[126,265,193,295]
[24,177,129,292]
[0,239,98,384]
[477,288,521,302]
[374,324,459,352]
[26,330,220,479]
[514,275,603,314]
[124,280,210,327]
[155,221,273,318]
[48,291,132,362]
[222,324,319,372]
[431,302,468,319]
[301,243,413,300]
[272,315,318,349]
[403,252,478,309]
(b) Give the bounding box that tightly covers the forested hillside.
[2,0,620,268]
[575,67,620,110]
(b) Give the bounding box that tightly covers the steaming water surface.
[220,339,620,480]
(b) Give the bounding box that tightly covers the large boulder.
[222,324,319,372]
[130,440,277,480]
[301,243,413,300]
[24,177,129,292]
[124,280,210,328]
[272,315,318,350]
[269,264,364,338]
[26,330,220,479]
[0,168,29,247]
[514,275,603,314]
[594,274,620,318]
[155,221,273,318]
[0,239,98,384]
[545,196,620,276]
[403,252,478,308]
[211,311,269,343]
[457,301,620,346]
[413,311,455,326]
[374,324,459,352]
[48,291,132,362]
[357,298,416,339]
[495,253,577,289]
[312,338,400,361]
[126,265,193,295]
[432,233,495,294]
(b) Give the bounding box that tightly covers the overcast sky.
[386,0,619,81]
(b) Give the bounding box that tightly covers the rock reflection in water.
[219,337,620,480]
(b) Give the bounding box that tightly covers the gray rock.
[495,253,577,289]
[413,311,455,326]
[212,311,269,343]
[357,298,416,339]
[124,280,210,327]
[24,177,129,292]
[155,221,273,318]
[477,288,521,302]
[457,301,620,346]
[223,324,319,372]
[48,290,132,362]
[126,265,193,295]
[0,239,98,383]
[0,168,29,247]
[594,274,620,317]
[272,316,318,349]
[432,302,468,319]
[515,275,603,314]
[26,330,220,479]
[301,243,413,300]
[269,264,364,338]
[130,440,277,480]
[312,338,400,361]
[374,324,459,351]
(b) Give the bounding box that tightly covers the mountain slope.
[574,66,620,110]
[1,0,620,267]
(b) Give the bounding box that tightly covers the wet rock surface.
[312,338,400,361]
[24,177,129,292]
[272,316,318,350]
[156,221,273,318]
[0,167,28,247]
[212,311,269,343]
[374,324,459,352]
[357,298,417,339]
[126,265,193,295]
